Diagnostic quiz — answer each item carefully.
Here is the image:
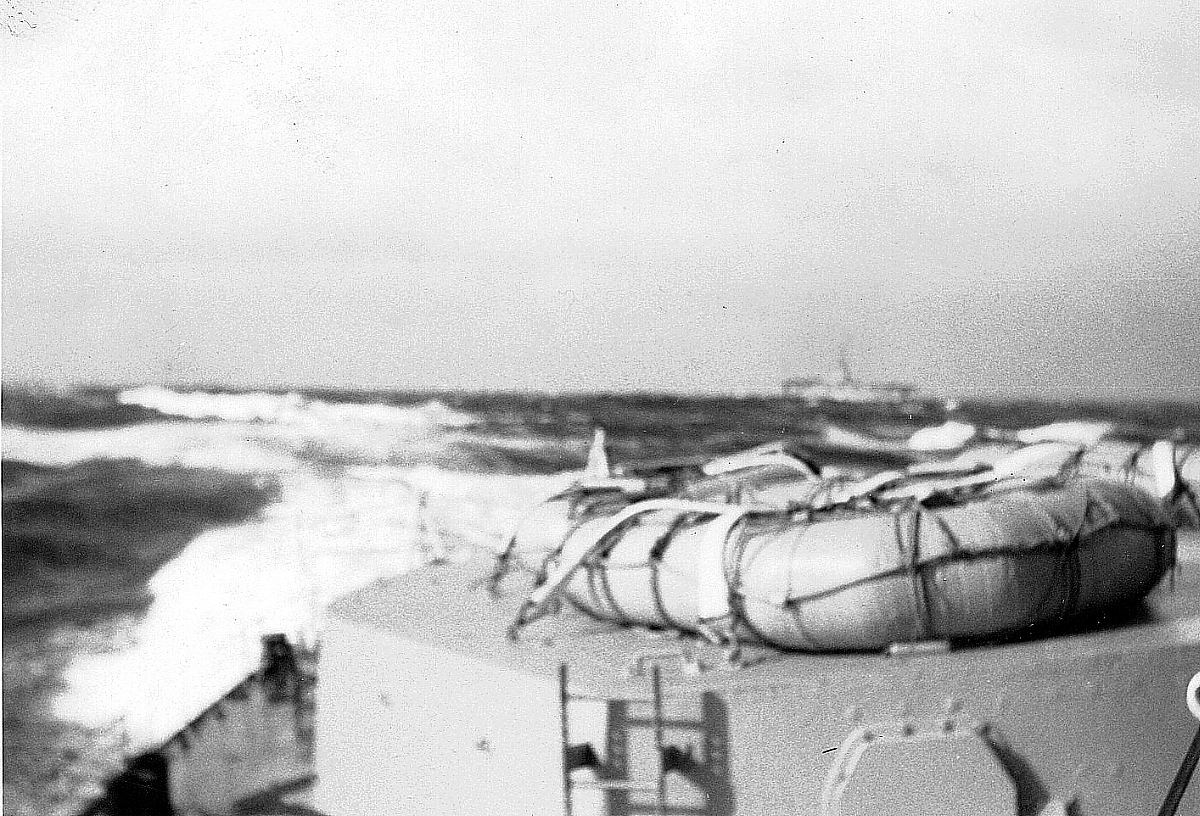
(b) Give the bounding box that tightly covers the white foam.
[908,420,978,451]
[117,385,479,429]
[1,421,300,472]
[1014,420,1114,447]
[51,461,572,748]
[16,386,557,747]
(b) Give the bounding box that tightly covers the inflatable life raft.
[503,444,1177,652]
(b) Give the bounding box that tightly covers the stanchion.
[1157,671,1200,816]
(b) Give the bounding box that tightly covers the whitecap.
[117,385,479,429]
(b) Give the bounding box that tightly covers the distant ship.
[783,347,939,409]
[783,372,921,406]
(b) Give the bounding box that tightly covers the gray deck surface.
[327,530,1200,696]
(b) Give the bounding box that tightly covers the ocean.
[3,385,1199,816]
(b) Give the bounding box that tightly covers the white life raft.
[506,472,1174,652]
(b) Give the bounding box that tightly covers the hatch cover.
[822,719,1017,816]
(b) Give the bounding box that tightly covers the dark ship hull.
[80,636,318,816]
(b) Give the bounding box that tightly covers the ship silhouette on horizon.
[783,345,934,408]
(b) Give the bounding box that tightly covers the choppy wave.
[4,387,568,476]
[3,422,301,473]
[51,464,574,745]
[907,419,980,451]
[906,419,1116,452]
[1,458,282,816]
[1,385,161,429]
[4,388,578,758]
[117,385,479,428]
[3,388,565,814]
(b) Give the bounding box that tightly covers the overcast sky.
[4,0,1198,398]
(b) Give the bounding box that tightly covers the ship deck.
[307,530,1200,816]
[326,531,1200,696]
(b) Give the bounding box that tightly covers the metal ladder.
[559,662,692,816]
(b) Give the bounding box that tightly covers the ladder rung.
[623,717,704,730]
[569,693,655,703]
[574,779,659,793]
[563,663,679,816]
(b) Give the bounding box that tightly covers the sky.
[3,0,1199,398]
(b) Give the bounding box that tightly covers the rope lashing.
[508,499,739,640]
[487,484,628,597]
[695,506,781,658]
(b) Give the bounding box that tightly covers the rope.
[592,542,632,625]
[1170,473,1200,526]
[585,556,615,620]
[487,485,626,596]
[764,485,1129,612]
[696,508,777,661]
[720,516,757,664]
[924,506,964,555]
[904,506,933,641]
[1061,503,1084,623]
[782,518,810,609]
[648,514,697,630]
[508,499,735,640]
